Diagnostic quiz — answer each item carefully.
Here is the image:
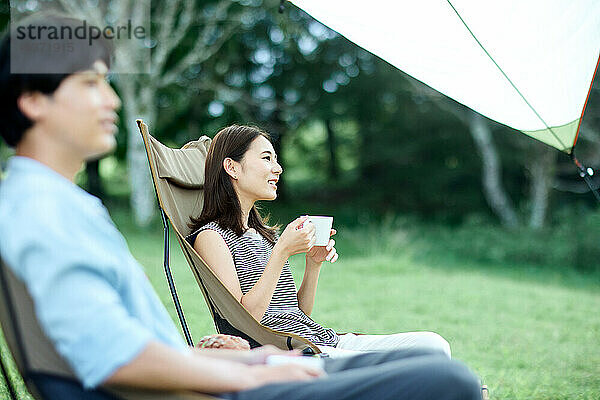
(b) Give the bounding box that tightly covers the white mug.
[306,216,333,246]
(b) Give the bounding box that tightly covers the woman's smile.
[268,178,278,190]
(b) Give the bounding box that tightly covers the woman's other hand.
[196,334,251,350]
[306,229,338,265]
[275,216,316,257]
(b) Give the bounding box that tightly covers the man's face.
[39,61,121,160]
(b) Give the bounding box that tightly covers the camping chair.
[137,119,320,355]
[0,255,216,400]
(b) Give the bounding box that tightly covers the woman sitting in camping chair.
[187,125,451,358]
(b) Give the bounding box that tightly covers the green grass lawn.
[1,214,599,399]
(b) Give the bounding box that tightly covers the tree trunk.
[528,145,557,229]
[326,118,339,180]
[123,89,157,227]
[469,114,519,228]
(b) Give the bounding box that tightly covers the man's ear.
[17,92,48,122]
[223,157,238,179]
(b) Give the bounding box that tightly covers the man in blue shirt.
[0,14,482,400]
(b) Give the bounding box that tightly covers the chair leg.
[160,209,193,346]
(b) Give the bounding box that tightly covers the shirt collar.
[6,156,100,204]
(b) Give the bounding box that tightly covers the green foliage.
[282,119,361,185]
[411,210,600,273]
[0,142,14,178]
[331,214,413,259]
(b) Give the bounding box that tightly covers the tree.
[50,0,252,226]
[163,4,371,195]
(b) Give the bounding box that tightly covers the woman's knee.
[416,332,451,358]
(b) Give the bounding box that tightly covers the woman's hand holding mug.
[275,216,316,257]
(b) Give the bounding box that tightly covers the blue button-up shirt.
[0,156,188,388]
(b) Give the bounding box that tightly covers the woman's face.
[232,135,283,203]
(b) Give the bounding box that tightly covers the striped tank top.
[188,221,339,347]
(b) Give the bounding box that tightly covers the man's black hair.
[0,13,112,147]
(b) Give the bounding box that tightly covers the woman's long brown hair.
[189,125,278,244]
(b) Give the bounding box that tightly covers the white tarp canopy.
[290,0,600,152]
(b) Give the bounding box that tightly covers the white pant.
[318,332,451,359]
